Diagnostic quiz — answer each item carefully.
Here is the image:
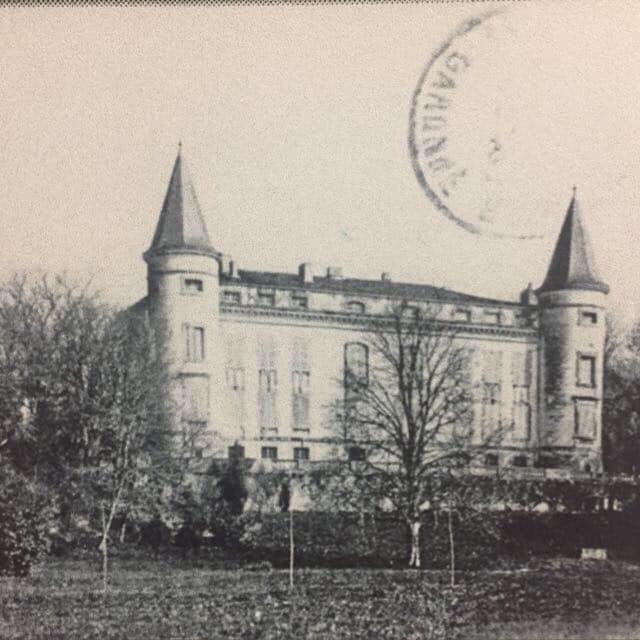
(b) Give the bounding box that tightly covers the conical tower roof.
[147,146,218,257]
[538,188,609,294]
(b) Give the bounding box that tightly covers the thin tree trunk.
[448,505,455,587]
[408,520,421,568]
[119,519,127,544]
[289,506,294,589]
[99,507,108,593]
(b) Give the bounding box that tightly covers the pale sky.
[1,1,639,318]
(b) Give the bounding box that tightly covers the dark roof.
[222,270,522,307]
[538,190,609,294]
[147,148,218,256]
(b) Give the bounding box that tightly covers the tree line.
[1,272,639,583]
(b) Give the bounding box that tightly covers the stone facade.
[139,153,608,475]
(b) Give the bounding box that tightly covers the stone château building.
[137,149,608,474]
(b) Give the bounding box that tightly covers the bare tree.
[334,301,502,568]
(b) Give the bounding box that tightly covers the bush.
[0,464,52,576]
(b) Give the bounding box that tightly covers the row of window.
[229,445,366,463]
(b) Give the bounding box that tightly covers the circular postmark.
[409,10,552,239]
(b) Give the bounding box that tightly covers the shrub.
[0,463,52,576]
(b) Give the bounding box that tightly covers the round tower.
[143,147,223,456]
[537,188,609,473]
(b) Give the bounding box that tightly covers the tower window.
[575,399,597,439]
[577,354,596,387]
[261,446,278,460]
[182,278,203,294]
[183,325,205,362]
[579,310,598,326]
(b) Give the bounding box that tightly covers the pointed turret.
[146,146,219,258]
[538,188,609,294]
[536,187,607,473]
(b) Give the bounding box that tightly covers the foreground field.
[1,558,640,639]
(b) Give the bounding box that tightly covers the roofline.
[220,269,526,308]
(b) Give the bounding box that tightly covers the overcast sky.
[1,1,638,318]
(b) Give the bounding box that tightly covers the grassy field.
[1,557,640,639]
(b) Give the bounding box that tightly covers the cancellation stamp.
[409,10,546,239]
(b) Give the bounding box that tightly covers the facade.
[138,150,608,474]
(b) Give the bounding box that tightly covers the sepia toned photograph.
[1,1,640,638]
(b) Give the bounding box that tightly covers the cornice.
[220,304,538,339]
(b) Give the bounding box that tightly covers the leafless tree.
[334,300,503,568]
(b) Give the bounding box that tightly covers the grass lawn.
[1,557,640,639]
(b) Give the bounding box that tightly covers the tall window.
[292,371,310,431]
[481,350,502,438]
[577,354,596,387]
[512,386,531,441]
[183,324,205,362]
[259,369,278,433]
[511,352,532,441]
[226,367,245,391]
[344,342,369,390]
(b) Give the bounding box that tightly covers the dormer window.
[257,292,275,307]
[182,278,203,295]
[223,290,241,305]
[484,310,501,325]
[347,301,365,314]
[291,295,308,309]
[453,307,471,322]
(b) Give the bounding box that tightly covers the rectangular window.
[483,310,501,325]
[580,310,598,326]
[575,399,597,439]
[184,325,205,362]
[291,295,308,309]
[182,278,203,294]
[223,290,241,304]
[226,367,245,391]
[257,292,275,307]
[577,354,596,387]
[293,447,310,462]
[292,370,310,431]
[261,446,278,460]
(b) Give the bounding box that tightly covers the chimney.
[220,254,232,276]
[229,260,239,279]
[520,282,537,306]
[326,266,343,280]
[299,262,316,284]
[381,272,391,282]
